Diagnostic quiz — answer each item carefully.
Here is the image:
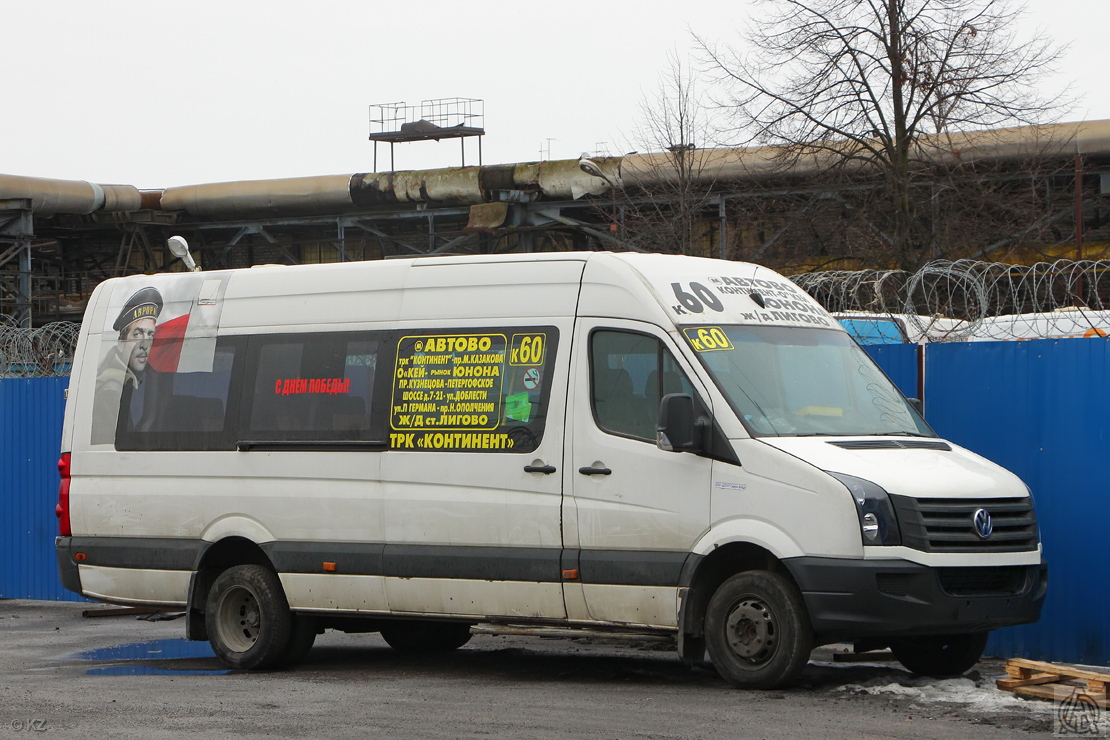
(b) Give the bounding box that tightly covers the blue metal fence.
[925,339,1110,666]
[4,341,1109,663]
[866,339,1110,665]
[864,344,919,400]
[0,377,85,601]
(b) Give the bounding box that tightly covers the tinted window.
[590,330,694,442]
[387,328,559,453]
[114,326,561,453]
[242,333,383,442]
[115,337,242,451]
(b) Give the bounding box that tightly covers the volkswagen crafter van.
[56,251,1045,688]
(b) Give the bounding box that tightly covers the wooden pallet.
[997,658,1110,708]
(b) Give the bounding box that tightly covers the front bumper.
[783,556,1047,642]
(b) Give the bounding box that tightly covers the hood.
[759,437,1027,500]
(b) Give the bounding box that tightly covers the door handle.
[578,466,612,476]
[524,464,557,474]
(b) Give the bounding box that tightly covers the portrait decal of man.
[90,287,163,444]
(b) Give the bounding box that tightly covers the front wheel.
[704,571,812,689]
[205,564,293,670]
[275,614,319,667]
[891,633,988,677]
[380,620,473,653]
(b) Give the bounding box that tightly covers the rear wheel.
[205,564,292,670]
[892,633,988,677]
[704,571,812,689]
[380,620,473,653]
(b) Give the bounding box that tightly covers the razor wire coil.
[2,257,1109,377]
[791,258,1110,341]
[0,315,80,378]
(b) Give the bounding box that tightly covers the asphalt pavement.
[0,600,1055,739]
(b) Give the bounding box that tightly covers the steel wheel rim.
[216,584,262,653]
[724,596,777,665]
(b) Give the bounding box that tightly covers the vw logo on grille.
[973,508,993,539]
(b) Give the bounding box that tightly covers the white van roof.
[85,252,842,333]
[597,252,839,330]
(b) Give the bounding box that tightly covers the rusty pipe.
[0,174,142,214]
[10,120,1110,219]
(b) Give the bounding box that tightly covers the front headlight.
[829,472,902,546]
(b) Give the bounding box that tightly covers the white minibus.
[56,251,1045,688]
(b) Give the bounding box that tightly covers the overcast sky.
[4,0,1106,189]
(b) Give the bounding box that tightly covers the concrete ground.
[0,600,1059,739]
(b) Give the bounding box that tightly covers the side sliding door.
[379,324,571,619]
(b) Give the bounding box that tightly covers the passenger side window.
[386,327,560,453]
[114,337,242,451]
[590,330,695,442]
[243,332,383,442]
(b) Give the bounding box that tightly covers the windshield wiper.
[856,431,932,438]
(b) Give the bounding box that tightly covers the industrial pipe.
[0,174,142,214]
[6,120,1110,219]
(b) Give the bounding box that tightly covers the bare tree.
[616,53,726,256]
[697,0,1067,269]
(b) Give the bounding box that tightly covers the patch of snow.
[838,674,1050,714]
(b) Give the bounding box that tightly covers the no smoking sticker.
[523,367,541,390]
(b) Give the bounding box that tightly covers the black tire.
[205,564,293,670]
[380,620,473,653]
[891,633,988,678]
[704,571,812,689]
[274,615,319,668]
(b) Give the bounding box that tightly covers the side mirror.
[657,393,705,453]
[908,397,924,415]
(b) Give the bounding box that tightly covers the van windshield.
[686,325,932,438]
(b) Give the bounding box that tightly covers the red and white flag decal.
[103,274,230,374]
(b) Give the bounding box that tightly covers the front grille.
[890,495,1039,553]
[938,566,1029,597]
[827,440,952,451]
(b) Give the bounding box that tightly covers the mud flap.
[184,572,208,642]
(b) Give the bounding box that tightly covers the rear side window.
[111,326,559,453]
[241,332,385,444]
[115,337,243,451]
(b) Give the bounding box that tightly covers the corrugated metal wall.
[867,339,1110,666]
[925,339,1110,666]
[0,377,84,601]
[864,344,919,399]
[4,342,1108,663]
